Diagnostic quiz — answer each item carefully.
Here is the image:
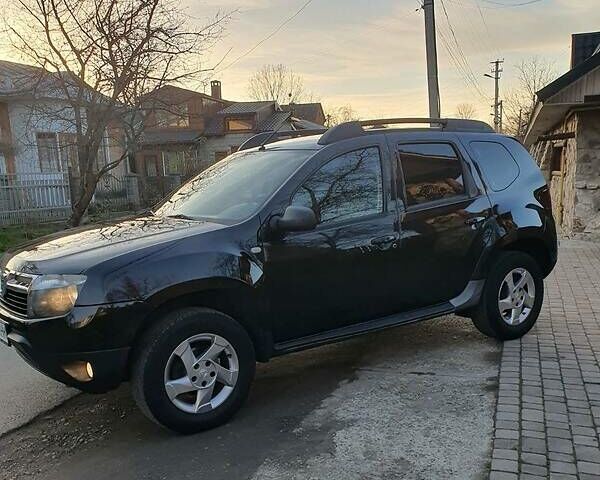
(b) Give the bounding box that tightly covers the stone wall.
[562,114,579,234]
[574,110,600,233]
[530,115,578,235]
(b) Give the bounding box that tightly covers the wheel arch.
[490,234,555,278]
[129,280,272,376]
[503,238,553,276]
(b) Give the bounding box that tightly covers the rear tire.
[131,307,255,434]
[472,251,543,341]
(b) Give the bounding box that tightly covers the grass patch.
[0,223,67,252]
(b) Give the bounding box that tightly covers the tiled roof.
[140,129,203,145]
[218,101,275,115]
[203,101,325,137]
[281,103,325,125]
[140,85,228,105]
[0,60,66,96]
[258,111,291,132]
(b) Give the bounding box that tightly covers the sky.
[2,0,600,122]
[185,0,599,121]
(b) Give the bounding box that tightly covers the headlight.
[29,275,87,318]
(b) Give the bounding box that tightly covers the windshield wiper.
[165,213,199,221]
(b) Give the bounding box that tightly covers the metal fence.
[0,172,72,225]
[0,170,196,226]
[90,173,143,213]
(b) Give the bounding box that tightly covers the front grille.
[1,271,33,317]
[0,286,29,316]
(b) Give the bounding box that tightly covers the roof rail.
[317,117,494,145]
[238,128,327,151]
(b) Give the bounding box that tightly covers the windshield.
[155,149,315,222]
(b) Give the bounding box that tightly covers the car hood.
[3,215,227,275]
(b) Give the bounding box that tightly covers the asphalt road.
[0,342,76,435]
[0,315,500,480]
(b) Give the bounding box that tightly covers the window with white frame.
[36,132,61,172]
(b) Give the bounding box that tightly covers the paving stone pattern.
[490,240,600,480]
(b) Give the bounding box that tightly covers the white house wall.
[8,99,77,174]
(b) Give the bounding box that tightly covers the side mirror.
[272,206,317,232]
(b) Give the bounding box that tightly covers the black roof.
[537,51,600,102]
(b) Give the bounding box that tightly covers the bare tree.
[248,64,310,105]
[455,103,477,120]
[324,104,359,126]
[504,56,557,139]
[3,0,229,226]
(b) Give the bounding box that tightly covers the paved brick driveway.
[490,240,600,480]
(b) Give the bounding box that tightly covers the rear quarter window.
[469,141,520,192]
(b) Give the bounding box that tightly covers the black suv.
[0,118,557,433]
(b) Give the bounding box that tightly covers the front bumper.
[0,301,150,393]
[7,328,129,393]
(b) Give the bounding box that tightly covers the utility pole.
[423,0,441,118]
[499,100,503,133]
[485,59,503,132]
[517,108,523,138]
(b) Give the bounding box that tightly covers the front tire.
[472,251,543,341]
[131,307,256,434]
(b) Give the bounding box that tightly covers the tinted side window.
[291,147,383,226]
[470,141,519,191]
[398,143,465,207]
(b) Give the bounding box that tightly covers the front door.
[262,145,400,343]
[394,141,491,310]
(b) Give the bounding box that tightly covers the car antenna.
[258,115,288,151]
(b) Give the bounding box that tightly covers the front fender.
[79,249,263,305]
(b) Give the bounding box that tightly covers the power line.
[438,0,489,101]
[480,0,544,6]
[446,0,542,9]
[437,26,489,102]
[453,0,496,60]
[439,0,485,93]
[215,0,314,74]
[472,0,500,57]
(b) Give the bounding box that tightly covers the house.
[525,32,600,235]
[202,99,325,161]
[135,82,230,200]
[0,60,127,223]
[281,102,326,126]
[136,81,325,200]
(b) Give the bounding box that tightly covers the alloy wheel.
[163,333,239,414]
[498,267,536,326]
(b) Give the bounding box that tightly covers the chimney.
[211,80,222,100]
[571,32,600,68]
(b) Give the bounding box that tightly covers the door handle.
[370,233,399,247]
[464,216,487,227]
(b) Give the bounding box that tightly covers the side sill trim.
[272,302,454,356]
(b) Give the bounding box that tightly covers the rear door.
[392,139,492,310]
